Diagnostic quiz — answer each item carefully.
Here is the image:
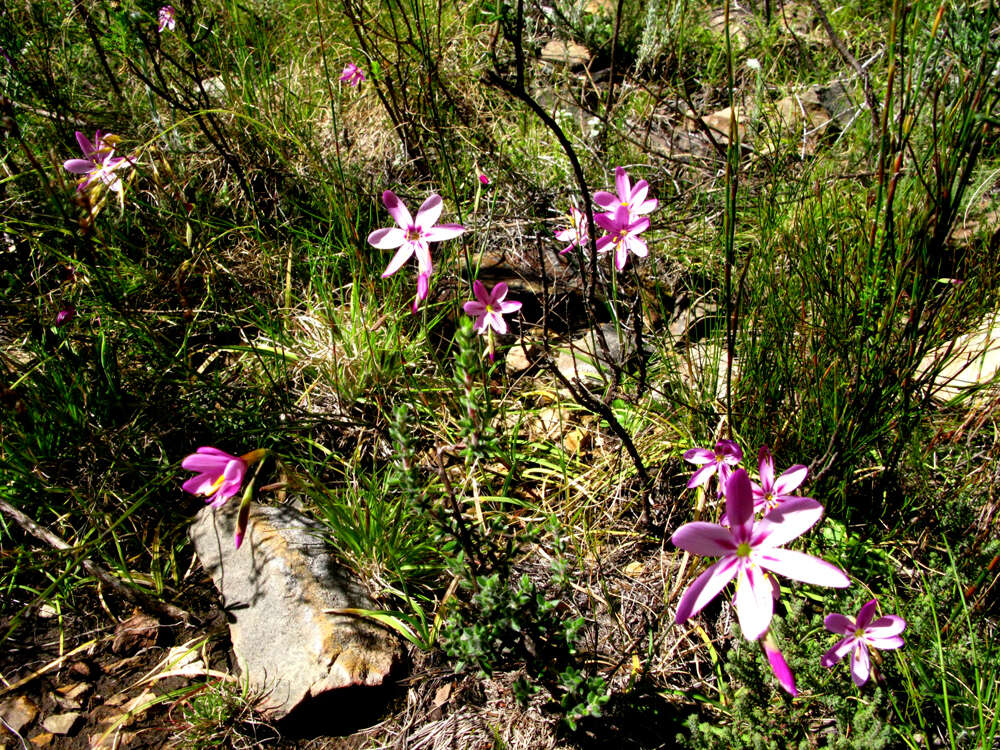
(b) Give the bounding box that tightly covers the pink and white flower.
[368,191,465,312]
[683,439,743,494]
[671,469,850,640]
[181,447,248,508]
[593,166,658,220]
[594,205,650,271]
[463,280,522,360]
[555,205,589,255]
[339,62,365,87]
[821,599,906,686]
[751,445,811,514]
[63,130,132,194]
[157,6,176,32]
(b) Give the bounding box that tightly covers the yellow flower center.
[736,542,752,557]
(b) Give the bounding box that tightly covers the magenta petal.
[464,300,486,316]
[773,465,808,495]
[593,191,617,208]
[761,639,798,696]
[716,439,743,462]
[671,522,736,556]
[821,635,856,667]
[753,497,824,547]
[182,473,214,495]
[866,615,906,638]
[684,447,716,465]
[855,599,879,629]
[368,227,405,249]
[423,223,465,242]
[850,643,871,686]
[64,159,96,174]
[490,282,509,302]
[674,557,739,623]
[757,548,851,587]
[824,613,856,635]
[724,469,755,540]
[614,166,630,200]
[758,446,775,489]
[866,634,904,650]
[491,313,508,335]
[414,193,443,228]
[381,244,415,277]
[382,190,412,228]
[734,564,773,640]
[498,299,522,314]
[687,462,719,488]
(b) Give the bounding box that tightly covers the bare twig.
[0,497,193,625]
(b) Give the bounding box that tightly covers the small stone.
[111,610,159,655]
[556,324,625,384]
[0,695,39,733]
[41,712,80,736]
[540,39,591,68]
[563,427,591,454]
[624,561,645,577]
[29,733,53,747]
[505,343,533,373]
[691,106,746,145]
[189,502,403,719]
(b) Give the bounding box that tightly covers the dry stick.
[0,498,192,625]
[808,0,881,135]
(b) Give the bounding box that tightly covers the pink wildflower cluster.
[181,447,267,548]
[339,62,365,87]
[672,440,906,695]
[555,166,657,271]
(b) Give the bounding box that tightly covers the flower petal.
[724,469,755,541]
[498,299,522,313]
[824,612,856,635]
[489,313,508,335]
[753,497,824,547]
[684,447,716,465]
[63,159,96,174]
[756,548,851,588]
[855,599,879,629]
[758,446,775,490]
[593,191,617,208]
[368,227,406,249]
[382,243,415,277]
[614,166,630,201]
[773,465,808,495]
[381,190,412,229]
[717,439,743,462]
[674,557,739,624]
[414,193,443,228]
[489,282,509,303]
[866,615,906,639]
[671,522,736,556]
[687,462,719,488]
[734,564,773,640]
[422,223,465,242]
[761,636,797,696]
[821,636,856,668]
[463,300,486,316]
[850,642,871,686]
[866,634,904,650]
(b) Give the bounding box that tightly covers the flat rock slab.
[190,502,402,719]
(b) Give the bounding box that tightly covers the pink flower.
[761,630,797,696]
[821,599,906,686]
[683,439,743,494]
[751,446,810,514]
[63,130,132,194]
[339,62,365,87]
[593,166,658,220]
[671,469,850,640]
[463,281,522,360]
[157,6,176,32]
[368,191,465,312]
[181,447,248,508]
[594,205,650,271]
[478,173,490,185]
[55,307,75,326]
[555,205,589,255]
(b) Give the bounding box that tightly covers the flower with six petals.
[821,599,906,686]
[751,445,811,514]
[367,191,465,312]
[594,205,650,271]
[555,205,589,255]
[463,280,522,360]
[683,439,743,494]
[339,62,365,87]
[63,130,132,194]
[671,469,850,640]
[181,447,248,508]
[593,165,658,221]
[158,6,176,32]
